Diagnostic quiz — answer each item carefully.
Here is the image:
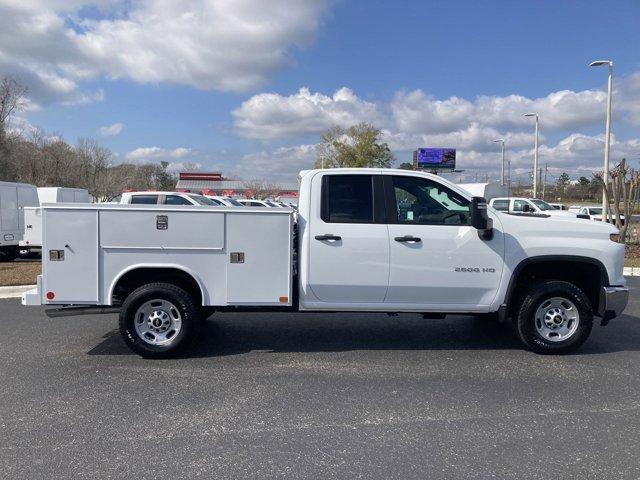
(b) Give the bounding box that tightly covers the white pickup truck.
[22,168,628,358]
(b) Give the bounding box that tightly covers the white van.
[20,187,92,255]
[37,187,91,204]
[0,181,39,261]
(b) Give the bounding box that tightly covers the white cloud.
[231,144,317,182]
[125,146,194,162]
[0,0,334,104]
[233,87,380,139]
[382,124,535,153]
[391,88,609,133]
[98,122,123,137]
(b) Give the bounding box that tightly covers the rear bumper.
[22,275,42,306]
[599,285,629,323]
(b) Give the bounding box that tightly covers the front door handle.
[394,235,421,243]
[315,234,342,241]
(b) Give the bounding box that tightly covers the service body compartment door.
[226,212,292,305]
[43,209,98,303]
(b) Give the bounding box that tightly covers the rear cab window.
[129,195,159,205]
[491,199,509,212]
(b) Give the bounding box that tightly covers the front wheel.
[515,280,593,354]
[119,282,202,359]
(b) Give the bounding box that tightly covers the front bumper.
[599,286,629,324]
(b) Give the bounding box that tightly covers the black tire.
[0,246,18,262]
[515,280,593,354]
[119,282,202,359]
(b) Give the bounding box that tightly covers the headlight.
[610,233,620,242]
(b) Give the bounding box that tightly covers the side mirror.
[470,197,493,240]
[522,203,533,213]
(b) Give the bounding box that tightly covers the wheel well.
[112,268,203,306]
[508,259,605,316]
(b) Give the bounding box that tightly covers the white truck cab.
[489,197,577,217]
[23,169,628,358]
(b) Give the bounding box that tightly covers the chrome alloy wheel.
[534,297,580,342]
[134,299,183,345]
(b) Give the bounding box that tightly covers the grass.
[0,261,41,286]
[625,244,640,268]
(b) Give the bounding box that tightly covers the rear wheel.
[0,246,18,262]
[515,280,593,354]
[119,282,201,358]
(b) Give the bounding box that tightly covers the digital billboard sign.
[414,148,456,170]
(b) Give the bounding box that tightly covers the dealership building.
[174,172,299,201]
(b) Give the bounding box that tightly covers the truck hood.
[493,210,618,236]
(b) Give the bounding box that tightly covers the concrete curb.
[0,285,36,299]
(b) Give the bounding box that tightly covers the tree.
[315,122,394,169]
[578,176,590,187]
[398,162,415,170]
[556,172,571,188]
[243,180,281,200]
[155,161,177,191]
[593,158,639,242]
[0,76,28,180]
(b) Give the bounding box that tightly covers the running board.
[45,306,120,318]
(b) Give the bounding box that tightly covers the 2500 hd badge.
[455,267,496,273]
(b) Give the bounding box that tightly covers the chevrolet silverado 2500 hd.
[22,168,628,357]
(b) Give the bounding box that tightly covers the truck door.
[384,174,504,308]
[307,174,389,303]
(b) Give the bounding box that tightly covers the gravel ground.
[0,259,41,286]
[1,278,640,479]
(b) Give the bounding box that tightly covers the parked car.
[577,205,625,224]
[548,203,568,210]
[237,199,280,207]
[202,195,244,207]
[489,197,577,217]
[23,168,627,358]
[0,181,39,261]
[120,191,219,206]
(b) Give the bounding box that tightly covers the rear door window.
[321,175,374,223]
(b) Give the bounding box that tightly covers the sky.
[2,0,640,185]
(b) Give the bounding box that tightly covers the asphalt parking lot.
[2,279,640,479]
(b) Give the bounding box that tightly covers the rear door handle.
[315,234,342,241]
[394,235,421,243]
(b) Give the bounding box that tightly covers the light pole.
[590,60,613,222]
[524,113,539,197]
[493,139,505,186]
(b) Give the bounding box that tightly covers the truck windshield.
[188,195,218,206]
[530,199,554,211]
[589,208,603,215]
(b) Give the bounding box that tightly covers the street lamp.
[590,59,613,222]
[493,139,505,186]
[524,113,539,197]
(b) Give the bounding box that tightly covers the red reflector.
[46,291,55,300]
